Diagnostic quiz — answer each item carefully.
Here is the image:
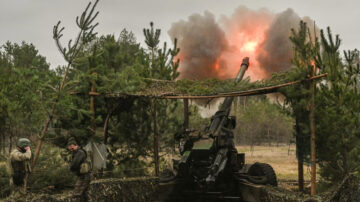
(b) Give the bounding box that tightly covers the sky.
[0,0,358,68]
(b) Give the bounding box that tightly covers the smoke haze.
[168,11,228,80]
[168,6,316,81]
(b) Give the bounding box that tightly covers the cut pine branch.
[25,0,100,191]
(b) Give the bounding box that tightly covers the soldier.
[67,137,91,201]
[8,138,32,197]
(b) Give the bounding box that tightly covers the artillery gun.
[161,57,277,201]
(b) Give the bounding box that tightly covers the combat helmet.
[17,138,31,148]
[67,137,78,147]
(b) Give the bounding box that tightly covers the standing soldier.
[8,138,32,197]
[67,137,91,201]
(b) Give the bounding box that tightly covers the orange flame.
[219,17,272,81]
[171,7,301,81]
[242,41,257,52]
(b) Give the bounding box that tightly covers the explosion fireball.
[168,7,316,81]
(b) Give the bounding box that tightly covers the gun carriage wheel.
[247,162,277,186]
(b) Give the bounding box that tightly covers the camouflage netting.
[4,175,360,202]
[259,186,322,202]
[86,177,158,202]
[103,69,326,98]
[237,181,323,202]
[326,174,360,202]
[260,174,360,202]
[3,191,74,202]
[3,177,158,202]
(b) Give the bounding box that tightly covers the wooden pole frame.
[25,0,100,191]
[310,66,317,196]
[90,72,98,136]
[183,98,189,131]
[105,73,327,99]
[70,71,326,185]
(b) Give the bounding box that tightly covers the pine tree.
[143,22,181,176]
[287,21,360,186]
[315,29,360,183]
[282,21,317,191]
[0,41,55,154]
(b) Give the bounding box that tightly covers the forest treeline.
[1,0,360,197]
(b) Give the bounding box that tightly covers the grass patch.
[236,145,312,182]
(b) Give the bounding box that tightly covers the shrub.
[0,164,10,198]
[27,144,76,193]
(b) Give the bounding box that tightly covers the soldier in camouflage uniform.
[67,137,91,201]
[8,138,32,197]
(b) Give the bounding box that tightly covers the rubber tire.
[247,162,277,186]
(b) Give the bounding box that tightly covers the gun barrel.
[234,57,249,83]
[208,57,250,134]
[219,57,249,112]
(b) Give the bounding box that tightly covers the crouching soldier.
[8,138,32,197]
[67,137,91,201]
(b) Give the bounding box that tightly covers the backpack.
[79,148,92,174]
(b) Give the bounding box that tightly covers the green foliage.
[104,67,308,97]
[143,22,161,51]
[281,21,321,164]
[315,38,360,182]
[53,0,99,63]
[49,21,187,177]
[288,21,360,183]
[48,0,102,148]
[101,66,147,93]
[0,164,10,198]
[174,68,304,95]
[109,160,150,178]
[143,22,180,80]
[0,145,75,198]
[3,9,353,200]
[234,97,294,146]
[0,41,56,143]
[28,144,76,192]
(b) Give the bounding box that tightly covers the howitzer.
[204,57,249,183]
[177,57,250,184]
[208,57,249,139]
[164,57,277,201]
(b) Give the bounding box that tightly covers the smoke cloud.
[168,6,316,81]
[257,8,301,75]
[168,11,228,80]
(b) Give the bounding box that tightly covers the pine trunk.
[153,100,159,176]
[296,118,304,192]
